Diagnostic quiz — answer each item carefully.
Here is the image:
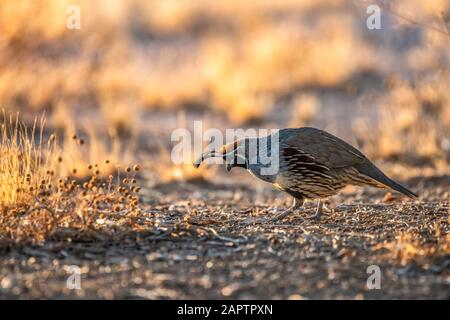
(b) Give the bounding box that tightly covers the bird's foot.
[303,200,328,221]
[267,197,305,222]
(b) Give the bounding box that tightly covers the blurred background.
[0,0,449,300]
[1,0,449,184]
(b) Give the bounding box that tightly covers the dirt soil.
[0,172,448,299]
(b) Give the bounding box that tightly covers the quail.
[193,127,418,221]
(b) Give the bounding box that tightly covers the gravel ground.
[0,173,448,299]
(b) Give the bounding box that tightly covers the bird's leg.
[309,200,323,220]
[269,198,304,222]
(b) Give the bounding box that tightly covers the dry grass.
[0,114,144,244]
[0,0,448,142]
[0,1,449,299]
[0,1,447,191]
[289,94,320,127]
[59,129,128,179]
[354,74,450,164]
[375,224,450,265]
[0,113,59,207]
[0,0,448,202]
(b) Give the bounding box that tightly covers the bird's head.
[193,138,248,172]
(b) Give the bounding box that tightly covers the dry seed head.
[72,134,77,140]
[105,159,110,164]
[125,167,131,173]
[57,156,63,163]
[78,139,84,145]
[133,165,140,172]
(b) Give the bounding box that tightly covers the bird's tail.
[355,162,418,199]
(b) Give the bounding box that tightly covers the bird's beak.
[193,151,213,168]
[193,140,244,169]
[193,148,232,168]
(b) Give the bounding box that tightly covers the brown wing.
[281,127,367,169]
